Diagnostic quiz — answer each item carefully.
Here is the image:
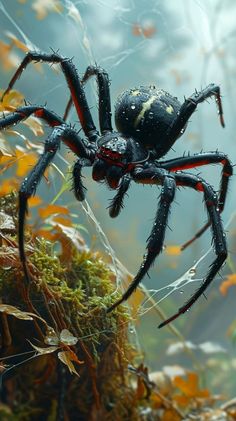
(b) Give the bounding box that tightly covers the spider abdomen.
[115,86,182,150]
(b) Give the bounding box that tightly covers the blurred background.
[0,0,236,397]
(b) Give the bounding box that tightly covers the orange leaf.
[162,409,182,421]
[0,179,19,196]
[52,216,72,227]
[219,274,236,296]
[165,245,181,256]
[38,204,69,219]
[34,229,56,241]
[173,372,209,399]
[28,195,42,207]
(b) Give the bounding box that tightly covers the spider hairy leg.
[0,106,64,129]
[72,158,92,201]
[63,65,112,133]
[107,168,176,313]
[161,152,233,249]
[1,51,98,142]
[108,175,131,218]
[167,84,225,142]
[158,173,227,328]
[17,125,91,283]
[18,126,63,283]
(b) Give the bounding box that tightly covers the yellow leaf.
[219,274,236,296]
[0,90,24,111]
[38,204,69,219]
[15,148,38,177]
[165,245,181,256]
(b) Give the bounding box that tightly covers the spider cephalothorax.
[94,132,149,188]
[0,51,232,327]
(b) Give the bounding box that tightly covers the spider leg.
[107,167,176,313]
[0,106,94,159]
[108,175,131,218]
[19,126,64,283]
[64,66,113,134]
[158,172,227,328]
[160,152,233,249]
[72,158,93,201]
[167,84,225,141]
[18,125,90,283]
[0,105,64,128]
[1,51,98,142]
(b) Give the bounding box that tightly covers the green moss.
[0,193,141,421]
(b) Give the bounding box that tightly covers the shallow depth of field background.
[1,0,236,397]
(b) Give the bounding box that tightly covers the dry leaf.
[60,329,78,346]
[0,211,15,231]
[58,350,80,376]
[29,341,58,355]
[173,372,209,407]
[44,328,78,346]
[0,304,34,320]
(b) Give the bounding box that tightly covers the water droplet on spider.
[180,128,185,134]
[131,105,136,110]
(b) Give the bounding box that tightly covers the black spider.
[0,52,233,328]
